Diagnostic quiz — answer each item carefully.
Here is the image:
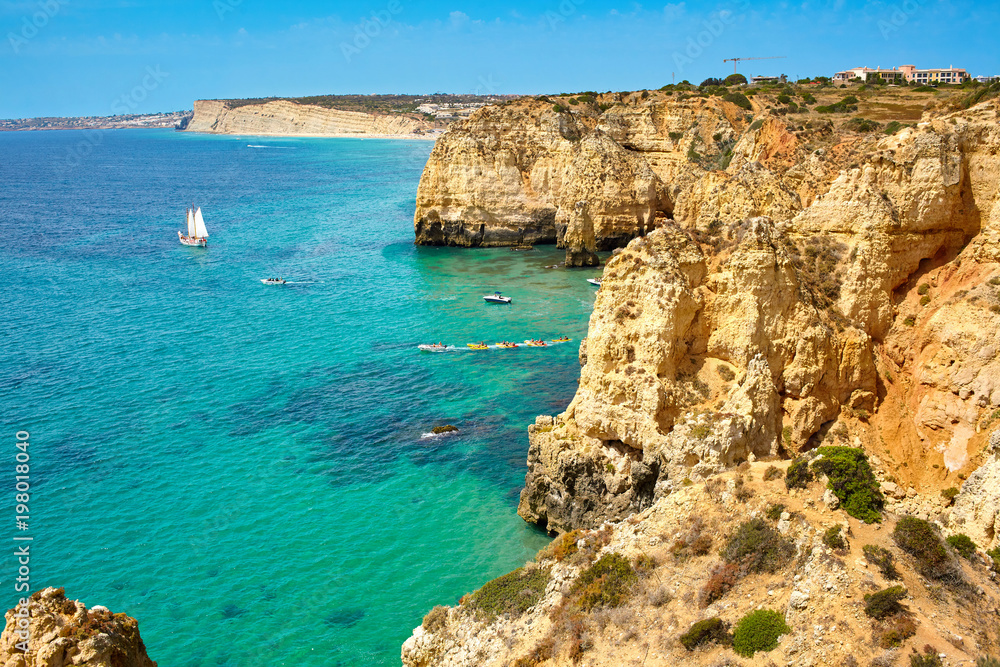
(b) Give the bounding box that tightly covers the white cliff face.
[186,99,427,136]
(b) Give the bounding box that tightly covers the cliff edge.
[0,587,157,667]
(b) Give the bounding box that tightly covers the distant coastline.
[0,111,190,132]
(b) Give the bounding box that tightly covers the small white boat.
[261,278,287,285]
[418,344,449,352]
[587,278,601,287]
[483,292,512,304]
[178,206,209,247]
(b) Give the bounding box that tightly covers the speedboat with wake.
[418,343,449,352]
[587,278,601,287]
[261,278,287,285]
[483,292,512,304]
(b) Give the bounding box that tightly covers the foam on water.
[0,130,598,665]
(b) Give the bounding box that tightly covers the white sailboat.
[178,206,209,247]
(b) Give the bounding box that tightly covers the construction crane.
[723,56,786,74]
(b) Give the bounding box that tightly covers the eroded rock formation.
[511,100,1000,534]
[0,587,157,667]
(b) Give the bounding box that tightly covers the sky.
[0,0,997,118]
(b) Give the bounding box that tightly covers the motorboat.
[523,339,547,348]
[467,343,489,350]
[587,278,601,287]
[418,344,449,352]
[261,278,287,285]
[496,342,519,349]
[483,292,512,304]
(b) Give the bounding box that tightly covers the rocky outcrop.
[0,587,157,667]
[413,101,669,249]
[516,101,1000,534]
[186,99,429,136]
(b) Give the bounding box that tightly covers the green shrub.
[845,118,882,133]
[748,119,764,131]
[918,283,930,295]
[823,525,847,551]
[571,553,637,610]
[904,316,916,326]
[884,120,904,134]
[785,457,813,489]
[914,85,937,93]
[467,566,550,619]
[811,447,884,523]
[815,96,859,113]
[724,73,747,86]
[763,466,783,482]
[864,585,907,619]
[977,656,1000,667]
[732,609,790,657]
[724,92,752,110]
[777,93,791,104]
[552,104,564,113]
[988,547,1000,573]
[941,487,959,504]
[668,131,683,141]
[874,614,917,648]
[765,503,785,520]
[920,295,931,307]
[911,647,944,667]
[723,518,795,574]
[863,544,901,580]
[802,93,816,104]
[680,617,731,650]
[893,516,958,581]
[990,277,1000,286]
[946,533,977,560]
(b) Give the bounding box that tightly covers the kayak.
[467,344,489,350]
[551,337,571,343]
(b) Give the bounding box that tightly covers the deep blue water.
[0,129,597,665]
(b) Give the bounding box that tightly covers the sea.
[0,129,598,665]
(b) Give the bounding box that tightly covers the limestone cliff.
[515,100,1000,537]
[0,587,157,667]
[186,99,429,136]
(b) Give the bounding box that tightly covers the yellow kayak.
[496,342,519,349]
[551,337,571,343]
[467,343,489,350]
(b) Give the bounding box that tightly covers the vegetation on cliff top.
[811,446,885,523]
[732,609,790,657]
[466,566,551,619]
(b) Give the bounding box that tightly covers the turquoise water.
[0,130,597,665]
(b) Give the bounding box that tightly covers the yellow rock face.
[186,99,427,136]
[515,100,1000,533]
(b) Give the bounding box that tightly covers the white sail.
[193,208,209,238]
[186,208,196,237]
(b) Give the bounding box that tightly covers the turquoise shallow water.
[0,130,597,665]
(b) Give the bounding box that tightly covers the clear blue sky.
[1,0,997,118]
